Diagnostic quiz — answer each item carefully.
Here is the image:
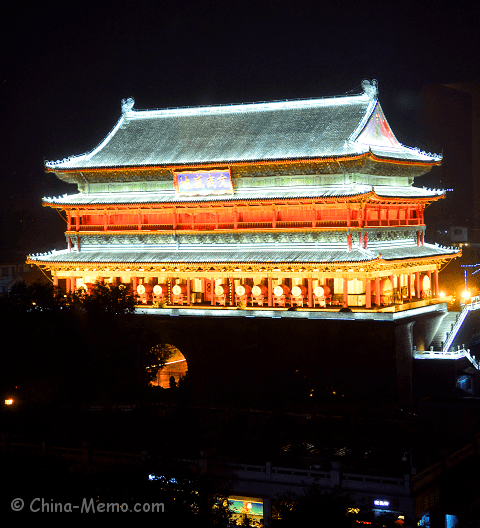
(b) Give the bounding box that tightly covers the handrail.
[415,348,480,370]
[444,299,480,352]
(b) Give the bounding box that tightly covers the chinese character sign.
[174,170,234,196]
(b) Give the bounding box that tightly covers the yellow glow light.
[462,290,471,300]
[5,399,13,405]
[439,291,445,298]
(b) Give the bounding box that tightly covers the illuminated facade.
[29,80,459,308]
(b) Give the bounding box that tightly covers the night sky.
[1,0,479,258]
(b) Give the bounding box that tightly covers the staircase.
[430,311,460,351]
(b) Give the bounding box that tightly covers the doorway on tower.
[151,345,188,389]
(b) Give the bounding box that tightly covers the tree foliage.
[272,486,401,527]
[0,281,165,404]
[2,280,68,312]
[68,281,136,315]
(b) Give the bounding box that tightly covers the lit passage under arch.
[151,345,188,389]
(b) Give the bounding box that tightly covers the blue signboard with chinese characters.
[173,169,234,196]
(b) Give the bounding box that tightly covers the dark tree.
[1,281,165,405]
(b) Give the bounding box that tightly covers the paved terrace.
[135,299,449,321]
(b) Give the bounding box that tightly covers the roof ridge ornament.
[121,97,135,114]
[361,79,378,99]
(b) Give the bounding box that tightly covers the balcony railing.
[71,218,423,232]
[414,348,480,370]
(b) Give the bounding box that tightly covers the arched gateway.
[28,80,459,307]
[151,345,188,389]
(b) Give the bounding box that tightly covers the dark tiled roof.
[43,185,444,206]
[45,85,441,171]
[28,243,458,265]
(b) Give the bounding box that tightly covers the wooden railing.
[71,218,422,232]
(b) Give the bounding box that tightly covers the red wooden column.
[307,278,313,308]
[173,208,177,230]
[229,277,234,306]
[397,274,402,301]
[415,272,421,298]
[75,213,80,231]
[268,278,273,307]
[67,212,72,231]
[343,278,349,307]
[375,276,381,306]
[171,278,176,303]
[132,276,138,292]
[211,278,215,306]
[53,275,58,287]
[359,205,364,228]
[407,274,412,300]
[365,278,371,309]
[66,277,71,293]
[434,269,439,296]
[186,278,191,305]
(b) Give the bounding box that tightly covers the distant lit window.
[445,514,459,528]
[417,513,430,527]
[457,375,472,392]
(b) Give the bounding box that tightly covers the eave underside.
[49,154,439,185]
[43,186,445,209]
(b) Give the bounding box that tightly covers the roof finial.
[121,97,135,114]
[361,80,378,99]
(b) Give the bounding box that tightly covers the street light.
[461,264,480,294]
